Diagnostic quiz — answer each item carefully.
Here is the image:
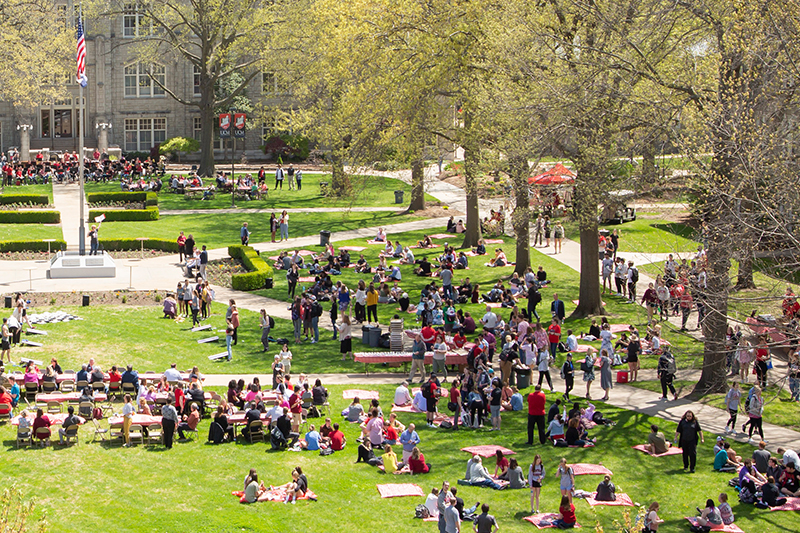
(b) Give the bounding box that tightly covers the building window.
[193,117,221,149]
[262,116,292,139]
[124,63,165,98]
[123,3,149,38]
[125,117,166,151]
[262,72,276,95]
[39,98,83,139]
[193,66,201,96]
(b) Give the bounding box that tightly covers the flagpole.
[77,3,86,255]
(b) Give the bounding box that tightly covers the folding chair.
[42,381,57,393]
[128,424,144,446]
[16,428,32,448]
[47,401,62,415]
[147,423,163,445]
[91,418,108,443]
[62,424,79,446]
[35,427,51,447]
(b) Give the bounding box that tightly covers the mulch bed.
[0,250,171,261]
[1,290,163,307]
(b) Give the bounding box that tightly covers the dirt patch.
[412,202,462,219]
[2,290,163,308]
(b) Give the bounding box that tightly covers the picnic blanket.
[377,483,424,498]
[769,496,800,512]
[298,276,316,283]
[485,302,504,308]
[429,234,456,239]
[523,514,582,529]
[684,517,745,532]
[484,262,516,267]
[461,445,516,458]
[609,324,631,333]
[343,389,379,400]
[570,463,612,476]
[232,487,318,503]
[392,404,422,413]
[484,239,504,244]
[573,345,593,353]
[366,239,387,245]
[339,246,366,252]
[585,492,634,507]
[632,444,683,457]
[409,244,442,249]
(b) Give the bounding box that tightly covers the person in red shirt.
[449,379,462,429]
[329,423,346,451]
[408,446,430,474]
[755,338,770,389]
[452,330,466,349]
[382,419,398,445]
[679,288,693,331]
[555,495,577,528]
[32,408,51,444]
[548,319,561,360]
[289,385,303,433]
[421,324,436,350]
[527,385,546,445]
[0,386,13,415]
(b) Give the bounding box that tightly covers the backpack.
[311,302,323,318]
[439,419,453,429]
[665,354,677,375]
[630,268,639,283]
[268,315,275,329]
[422,381,435,400]
[415,504,431,519]
[530,289,542,304]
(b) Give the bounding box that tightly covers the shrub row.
[98,238,178,252]
[228,245,274,291]
[0,239,67,253]
[0,194,49,206]
[0,210,61,223]
[88,207,159,221]
[86,191,158,206]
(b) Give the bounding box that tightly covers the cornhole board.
[25,329,48,335]
[198,336,219,344]
[20,357,43,365]
[191,324,213,332]
[208,352,229,361]
[21,340,44,347]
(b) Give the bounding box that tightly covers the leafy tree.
[159,137,200,162]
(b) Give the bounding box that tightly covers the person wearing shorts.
[1,318,11,363]
[557,458,575,503]
[489,379,503,431]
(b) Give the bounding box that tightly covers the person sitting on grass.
[691,498,722,531]
[415,257,432,277]
[488,248,507,267]
[494,449,509,479]
[554,495,577,529]
[298,424,321,451]
[595,474,617,502]
[418,235,433,248]
[408,446,431,474]
[645,424,670,455]
[382,444,399,473]
[282,468,308,505]
[779,462,800,497]
[714,442,741,473]
[346,397,364,423]
[473,239,486,256]
[243,471,267,504]
[565,417,595,447]
[356,437,382,466]
[163,294,177,319]
[464,455,504,489]
[505,458,526,489]
[717,493,734,525]
[738,458,767,496]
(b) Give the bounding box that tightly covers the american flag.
[76,15,88,87]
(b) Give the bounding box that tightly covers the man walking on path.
[527,385,546,445]
[240,223,250,246]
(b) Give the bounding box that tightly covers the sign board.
[233,113,246,138]
[219,113,231,138]
[94,214,105,223]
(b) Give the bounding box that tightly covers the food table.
[353,350,468,374]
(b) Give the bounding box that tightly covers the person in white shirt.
[266,400,283,428]
[412,388,428,412]
[163,363,182,383]
[425,488,440,518]
[394,381,412,406]
[566,330,578,352]
[481,306,498,332]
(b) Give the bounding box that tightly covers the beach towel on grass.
[392,404,422,413]
[769,496,800,512]
[232,487,318,503]
[366,239,386,245]
[343,389,379,400]
[570,463,612,476]
[632,444,683,457]
[685,517,745,532]
[523,514,582,529]
[339,246,366,252]
[461,445,516,458]
[429,234,456,239]
[298,276,316,283]
[585,492,634,507]
[377,483,424,498]
[484,239,504,244]
[409,244,442,249]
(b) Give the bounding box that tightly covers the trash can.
[361,325,371,345]
[320,230,331,246]
[82,295,90,306]
[394,190,404,204]
[515,367,532,389]
[368,326,382,348]
[4,296,12,308]
[263,278,274,289]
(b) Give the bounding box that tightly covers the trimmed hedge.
[98,238,179,252]
[0,210,61,223]
[88,207,159,221]
[0,194,49,206]
[0,239,67,252]
[87,191,158,206]
[229,245,274,291]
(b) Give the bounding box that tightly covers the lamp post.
[16,124,33,162]
[95,122,112,155]
[229,108,237,208]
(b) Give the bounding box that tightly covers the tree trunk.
[460,111,482,248]
[693,218,731,395]
[735,254,756,290]
[330,148,351,197]
[409,157,425,211]
[198,103,216,177]
[641,141,656,184]
[510,155,531,276]
[570,182,604,318]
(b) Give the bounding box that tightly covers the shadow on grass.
[651,222,698,241]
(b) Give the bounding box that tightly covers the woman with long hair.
[528,454,545,513]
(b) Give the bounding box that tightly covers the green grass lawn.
[97,211,424,251]
[255,228,703,371]
[6,305,388,376]
[84,174,437,211]
[0,224,63,241]
[564,217,699,255]
[0,183,54,202]
[628,380,800,431]
[0,384,792,532]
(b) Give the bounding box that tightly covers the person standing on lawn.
[527,385,546,445]
[274,164,284,189]
[177,231,187,263]
[675,410,704,473]
[286,164,296,190]
[1,318,11,363]
[409,333,427,384]
[551,293,565,322]
[161,396,179,449]
[240,222,250,245]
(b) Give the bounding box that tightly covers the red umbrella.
[528,163,576,185]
